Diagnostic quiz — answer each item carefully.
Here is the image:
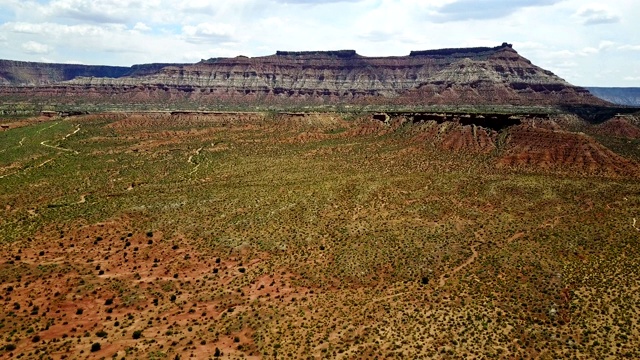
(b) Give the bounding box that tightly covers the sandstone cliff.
[0,43,608,106]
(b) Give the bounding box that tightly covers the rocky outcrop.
[0,43,608,106]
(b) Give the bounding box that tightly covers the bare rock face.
[0,44,608,106]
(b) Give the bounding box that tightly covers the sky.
[0,0,638,87]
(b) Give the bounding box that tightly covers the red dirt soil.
[594,118,640,139]
[1,214,310,359]
[498,125,639,176]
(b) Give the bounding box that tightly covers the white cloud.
[6,22,43,34]
[618,44,640,51]
[181,23,236,44]
[0,0,639,86]
[547,50,577,59]
[576,7,621,25]
[22,41,50,54]
[273,0,365,3]
[181,48,244,62]
[554,61,579,69]
[358,29,401,43]
[513,41,546,50]
[598,40,615,49]
[579,47,598,56]
[578,40,615,55]
[46,0,129,23]
[133,22,151,32]
[3,21,120,37]
[433,0,562,22]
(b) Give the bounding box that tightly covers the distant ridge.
[0,59,185,86]
[585,87,640,106]
[275,50,358,58]
[0,43,609,107]
[410,43,512,57]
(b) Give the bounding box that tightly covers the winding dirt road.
[0,159,54,179]
[436,231,486,288]
[438,241,481,287]
[40,126,80,154]
[1,123,79,180]
[368,231,488,305]
[187,146,204,176]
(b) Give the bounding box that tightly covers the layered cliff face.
[0,43,608,106]
[0,60,130,86]
[0,60,184,86]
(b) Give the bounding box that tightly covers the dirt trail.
[0,159,54,179]
[439,243,479,287]
[2,124,77,180]
[39,141,72,152]
[438,231,485,288]
[187,146,204,176]
[64,127,80,139]
[634,218,639,231]
[37,122,59,134]
[0,122,57,155]
[369,290,409,304]
[0,131,33,155]
[506,232,525,244]
[434,230,524,289]
[0,171,16,179]
[368,231,487,305]
[40,126,80,154]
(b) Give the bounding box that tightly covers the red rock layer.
[498,125,638,176]
[594,118,640,139]
[0,44,608,107]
